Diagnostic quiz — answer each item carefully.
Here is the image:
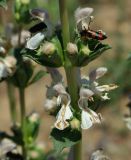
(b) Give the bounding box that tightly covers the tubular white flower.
[81,67,117,101]
[54,93,73,130]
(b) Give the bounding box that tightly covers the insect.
[79,16,107,41]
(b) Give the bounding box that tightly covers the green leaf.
[51,128,81,153]
[28,70,47,86]
[0,0,7,9]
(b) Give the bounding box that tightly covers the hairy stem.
[19,87,27,160]
[59,0,82,160]
[7,81,17,125]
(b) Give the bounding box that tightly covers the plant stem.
[59,0,82,160]
[19,87,27,160]
[59,0,70,49]
[7,81,17,125]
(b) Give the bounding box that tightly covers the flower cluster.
[22,7,110,68]
[44,67,117,131]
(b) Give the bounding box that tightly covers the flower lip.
[26,32,45,50]
[54,93,72,130]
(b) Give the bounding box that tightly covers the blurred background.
[0,0,131,159]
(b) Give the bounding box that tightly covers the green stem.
[65,67,82,160]
[59,0,70,48]
[7,81,17,124]
[59,0,82,160]
[19,87,27,160]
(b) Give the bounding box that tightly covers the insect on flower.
[75,7,107,41]
[79,16,107,41]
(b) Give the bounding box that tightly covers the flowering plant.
[0,0,117,160]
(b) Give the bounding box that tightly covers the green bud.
[80,45,90,55]
[20,0,30,4]
[67,42,78,55]
[70,118,80,130]
[42,42,56,55]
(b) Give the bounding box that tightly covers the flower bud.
[42,42,56,55]
[80,45,90,55]
[70,118,80,130]
[29,112,40,123]
[66,42,78,55]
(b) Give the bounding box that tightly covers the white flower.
[81,67,118,100]
[54,93,73,130]
[78,98,101,129]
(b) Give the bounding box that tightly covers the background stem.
[59,0,82,160]
[19,87,27,160]
[7,81,17,124]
